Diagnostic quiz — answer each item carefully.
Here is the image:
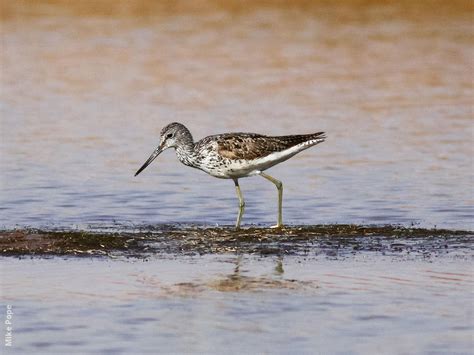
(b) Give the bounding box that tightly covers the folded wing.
[217,132,325,160]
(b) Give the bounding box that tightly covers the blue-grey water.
[2,254,473,354]
[0,1,472,231]
[1,1,473,354]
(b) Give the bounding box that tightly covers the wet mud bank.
[1,225,472,258]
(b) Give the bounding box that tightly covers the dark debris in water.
[0,225,472,258]
[0,230,141,257]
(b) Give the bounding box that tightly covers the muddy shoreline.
[1,225,472,258]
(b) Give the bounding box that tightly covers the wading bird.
[135,122,325,229]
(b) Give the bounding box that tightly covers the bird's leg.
[233,179,245,229]
[258,172,283,228]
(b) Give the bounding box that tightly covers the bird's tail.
[309,132,326,142]
[295,132,326,146]
[269,131,326,151]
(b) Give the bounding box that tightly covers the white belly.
[202,141,319,179]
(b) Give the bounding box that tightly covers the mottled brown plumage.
[216,133,325,160]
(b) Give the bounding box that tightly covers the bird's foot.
[270,224,284,229]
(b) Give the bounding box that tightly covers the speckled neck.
[175,126,197,167]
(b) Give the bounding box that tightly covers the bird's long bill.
[134,147,162,176]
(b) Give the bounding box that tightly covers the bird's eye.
[166,133,173,139]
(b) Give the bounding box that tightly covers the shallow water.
[1,226,473,353]
[2,253,473,354]
[0,1,473,354]
[1,0,473,230]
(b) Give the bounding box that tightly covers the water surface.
[0,1,473,354]
[3,251,473,354]
[1,0,472,230]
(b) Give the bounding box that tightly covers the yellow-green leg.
[233,179,245,229]
[259,172,283,228]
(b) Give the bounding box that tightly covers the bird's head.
[134,122,192,176]
[157,122,184,150]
